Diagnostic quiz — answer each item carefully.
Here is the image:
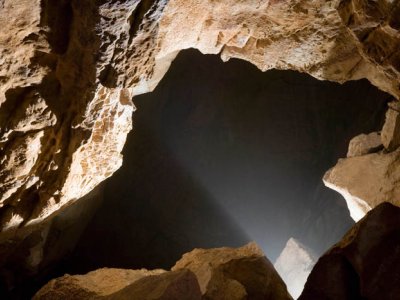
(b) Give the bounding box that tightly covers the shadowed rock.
[34,243,291,299]
[33,268,201,300]
[300,202,400,300]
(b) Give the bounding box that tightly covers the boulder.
[33,268,201,300]
[324,150,400,221]
[325,101,400,222]
[346,132,382,158]
[382,101,400,151]
[300,202,400,300]
[34,243,293,299]
[274,238,317,299]
[1,0,400,239]
[172,242,293,300]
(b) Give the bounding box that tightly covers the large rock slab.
[324,148,400,222]
[274,238,317,299]
[33,268,202,300]
[382,101,400,151]
[34,243,292,299]
[346,132,382,158]
[299,202,400,300]
[172,242,293,300]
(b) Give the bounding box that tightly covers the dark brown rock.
[300,202,400,300]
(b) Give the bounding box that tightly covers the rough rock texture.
[1,0,400,292]
[157,0,400,98]
[324,148,400,221]
[34,243,291,300]
[33,268,202,300]
[346,132,382,157]
[1,0,400,235]
[66,49,392,280]
[382,101,400,150]
[299,202,400,300]
[324,100,400,222]
[172,242,293,300]
[274,238,317,299]
[0,183,106,298]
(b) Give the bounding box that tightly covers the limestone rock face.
[299,202,400,300]
[382,101,400,151]
[337,0,400,100]
[1,0,400,289]
[346,132,382,158]
[274,238,317,299]
[172,242,293,300]
[33,268,202,300]
[34,243,292,300]
[324,100,400,222]
[157,0,400,98]
[1,0,400,235]
[324,149,400,221]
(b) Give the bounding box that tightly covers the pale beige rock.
[382,101,400,151]
[274,238,317,299]
[107,269,202,300]
[347,132,382,157]
[172,242,293,300]
[324,150,400,221]
[156,0,400,98]
[325,101,400,221]
[33,268,166,299]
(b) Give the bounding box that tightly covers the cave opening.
[67,48,389,273]
[17,49,391,299]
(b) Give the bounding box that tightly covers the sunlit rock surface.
[324,149,400,221]
[1,0,400,294]
[67,49,391,281]
[274,238,317,299]
[172,242,292,300]
[34,243,289,300]
[299,202,400,300]
[325,100,400,221]
[157,0,400,98]
[33,268,202,300]
[346,132,382,158]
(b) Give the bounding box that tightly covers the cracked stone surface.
[1,0,400,292]
[299,202,400,300]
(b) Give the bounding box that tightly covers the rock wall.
[33,268,202,300]
[1,0,400,295]
[1,0,399,236]
[324,101,400,221]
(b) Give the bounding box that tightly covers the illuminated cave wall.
[66,49,389,273]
